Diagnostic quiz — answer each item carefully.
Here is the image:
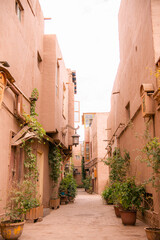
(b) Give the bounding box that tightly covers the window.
[0,72,7,108]
[15,0,23,21]
[156,60,160,89]
[86,154,89,161]
[74,101,80,123]
[85,142,90,161]
[62,83,67,119]
[37,51,42,70]
[86,143,89,153]
[75,155,80,160]
[9,145,24,184]
[83,114,95,127]
[56,63,59,97]
[125,102,130,122]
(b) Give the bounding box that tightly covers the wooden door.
[37,151,44,204]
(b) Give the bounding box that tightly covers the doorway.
[37,151,44,204]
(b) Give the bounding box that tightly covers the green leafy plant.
[5,89,46,222]
[110,182,122,207]
[104,148,130,184]
[138,129,160,228]
[48,144,62,184]
[141,137,160,190]
[5,181,40,223]
[30,88,39,117]
[118,177,145,211]
[101,185,114,204]
[82,176,92,191]
[81,157,86,181]
[59,173,77,199]
[66,174,77,199]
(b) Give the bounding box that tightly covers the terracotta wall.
[96,113,109,194]
[0,0,44,213]
[107,0,160,223]
[67,69,74,146]
[40,34,73,149]
[0,1,75,214]
[72,145,82,186]
[87,113,109,194]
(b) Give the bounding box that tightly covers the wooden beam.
[11,125,29,144]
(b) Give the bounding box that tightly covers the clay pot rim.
[145,227,160,232]
[0,220,25,226]
[120,209,137,213]
[50,198,60,200]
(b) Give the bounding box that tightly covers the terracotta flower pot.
[145,227,160,240]
[25,205,43,221]
[114,206,121,218]
[68,196,75,203]
[120,210,137,225]
[0,220,25,240]
[60,195,68,205]
[50,198,60,209]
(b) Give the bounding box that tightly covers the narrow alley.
[13,189,147,240]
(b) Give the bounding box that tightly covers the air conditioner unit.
[140,84,155,117]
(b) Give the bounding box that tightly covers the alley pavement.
[9,189,147,240]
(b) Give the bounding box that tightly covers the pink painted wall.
[0,1,75,214]
[72,144,82,186]
[67,69,74,146]
[107,0,160,223]
[89,113,109,194]
[0,0,44,213]
[40,35,74,149]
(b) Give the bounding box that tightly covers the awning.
[11,125,37,146]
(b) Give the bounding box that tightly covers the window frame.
[15,0,24,22]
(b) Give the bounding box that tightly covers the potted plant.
[101,185,114,205]
[0,183,27,240]
[104,148,130,184]
[49,188,60,209]
[59,177,69,205]
[48,144,62,209]
[66,174,77,202]
[141,136,160,239]
[59,173,77,204]
[111,182,122,217]
[118,177,145,225]
[104,148,130,217]
[82,176,93,193]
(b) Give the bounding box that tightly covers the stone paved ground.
[3,189,148,240]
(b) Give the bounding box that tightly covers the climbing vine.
[81,156,86,181]
[30,88,39,117]
[5,89,46,221]
[140,126,160,190]
[48,144,62,183]
[22,88,46,206]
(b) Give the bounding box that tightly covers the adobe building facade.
[72,144,83,186]
[107,0,160,226]
[83,113,109,194]
[0,0,76,216]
